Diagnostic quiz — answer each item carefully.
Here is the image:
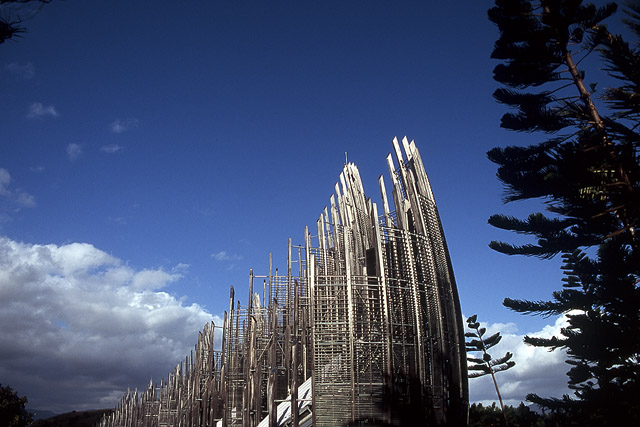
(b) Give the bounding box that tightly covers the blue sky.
[0,0,593,413]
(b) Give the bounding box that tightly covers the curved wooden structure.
[99,137,468,427]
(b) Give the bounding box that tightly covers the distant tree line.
[469,402,572,427]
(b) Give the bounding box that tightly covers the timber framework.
[99,137,469,426]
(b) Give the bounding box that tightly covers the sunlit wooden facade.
[99,137,468,427]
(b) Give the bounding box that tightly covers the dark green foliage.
[469,400,596,426]
[469,402,546,427]
[600,3,640,121]
[494,88,572,133]
[0,0,53,44]
[0,384,33,427]
[488,0,640,424]
[520,246,640,424]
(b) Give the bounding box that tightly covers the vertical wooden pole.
[372,202,393,424]
[243,270,254,427]
[285,239,292,390]
[344,224,356,422]
[221,287,234,427]
[268,298,278,427]
[298,245,309,382]
[308,251,317,427]
[247,317,257,427]
[291,280,300,427]
[288,238,293,325]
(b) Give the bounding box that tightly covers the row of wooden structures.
[98,137,469,426]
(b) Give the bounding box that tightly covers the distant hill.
[30,409,58,420]
[31,409,114,427]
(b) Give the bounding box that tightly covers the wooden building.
[98,137,468,427]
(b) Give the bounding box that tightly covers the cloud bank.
[0,235,572,413]
[0,237,219,413]
[467,316,572,407]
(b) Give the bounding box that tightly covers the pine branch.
[503,297,567,316]
[523,335,567,349]
[526,393,578,411]
[622,0,640,38]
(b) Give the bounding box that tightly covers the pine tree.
[487,0,640,424]
[465,315,515,426]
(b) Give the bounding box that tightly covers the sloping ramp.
[257,377,312,427]
[216,377,312,427]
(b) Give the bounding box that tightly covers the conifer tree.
[465,315,515,426]
[487,0,639,424]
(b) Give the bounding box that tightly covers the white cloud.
[172,263,190,274]
[27,102,59,119]
[0,168,36,212]
[131,269,181,290]
[0,236,220,413]
[100,144,122,153]
[66,143,82,160]
[110,118,139,134]
[15,191,36,208]
[211,250,242,261]
[5,62,35,80]
[467,316,572,407]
